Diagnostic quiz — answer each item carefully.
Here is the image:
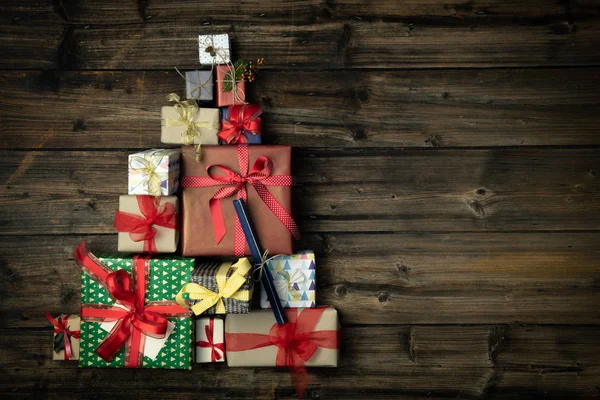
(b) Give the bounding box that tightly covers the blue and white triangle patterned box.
[260,251,316,309]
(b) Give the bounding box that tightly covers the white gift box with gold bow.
[128,149,180,196]
[260,251,316,308]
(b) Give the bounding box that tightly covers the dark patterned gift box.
[176,258,253,315]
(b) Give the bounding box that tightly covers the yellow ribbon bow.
[161,93,219,162]
[129,150,170,196]
[176,258,252,315]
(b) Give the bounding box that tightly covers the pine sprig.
[222,59,247,93]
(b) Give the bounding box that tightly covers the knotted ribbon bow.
[226,307,339,398]
[113,195,178,253]
[129,150,170,196]
[197,318,225,362]
[75,242,189,367]
[181,144,300,256]
[176,258,252,315]
[45,312,80,360]
[162,93,219,161]
[275,269,306,301]
[218,104,262,144]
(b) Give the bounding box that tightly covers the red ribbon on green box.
[75,242,190,368]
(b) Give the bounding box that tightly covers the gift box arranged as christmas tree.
[46,32,339,398]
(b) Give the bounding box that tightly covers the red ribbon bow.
[75,242,189,367]
[196,318,225,362]
[113,195,178,253]
[45,312,81,360]
[218,104,262,144]
[225,307,339,398]
[181,144,300,256]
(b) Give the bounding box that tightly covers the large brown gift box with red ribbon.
[114,195,179,253]
[180,144,300,257]
[225,307,339,397]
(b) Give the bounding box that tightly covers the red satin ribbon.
[113,195,178,253]
[225,307,339,398]
[196,318,225,362]
[75,242,189,367]
[45,312,81,360]
[218,104,262,144]
[181,144,300,256]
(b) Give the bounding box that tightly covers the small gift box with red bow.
[114,195,179,253]
[76,242,194,369]
[218,105,262,145]
[225,307,340,398]
[195,317,225,363]
[46,313,80,361]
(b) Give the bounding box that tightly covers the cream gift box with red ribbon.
[114,195,179,253]
[195,317,225,363]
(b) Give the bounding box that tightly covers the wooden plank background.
[1,0,599,398]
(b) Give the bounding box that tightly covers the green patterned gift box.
[79,255,195,369]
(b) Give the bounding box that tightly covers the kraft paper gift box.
[46,313,81,361]
[216,64,246,107]
[260,251,316,309]
[180,144,299,256]
[195,317,225,363]
[199,33,230,65]
[176,258,253,315]
[185,70,213,101]
[128,149,180,196]
[114,195,179,253]
[225,307,339,367]
[75,243,194,369]
[160,99,220,146]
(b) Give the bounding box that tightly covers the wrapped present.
[46,313,80,360]
[199,33,230,65]
[260,251,316,309]
[185,70,213,101]
[180,144,300,256]
[113,195,179,253]
[75,242,194,369]
[216,64,246,107]
[195,317,225,363]
[161,93,220,147]
[128,149,180,196]
[176,258,253,315]
[226,307,340,397]
[218,104,262,145]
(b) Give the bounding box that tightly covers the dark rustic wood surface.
[1,0,599,399]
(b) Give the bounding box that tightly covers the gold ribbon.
[161,93,219,162]
[176,258,252,315]
[129,150,170,196]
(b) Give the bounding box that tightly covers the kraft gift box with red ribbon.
[46,313,81,360]
[216,64,246,107]
[114,195,179,253]
[75,242,194,369]
[195,317,225,363]
[180,144,300,256]
[218,105,262,145]
[225,307,340,398]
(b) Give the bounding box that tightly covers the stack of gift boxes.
[46,33,339,396]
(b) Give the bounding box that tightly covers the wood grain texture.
[2,68,600,149]
[1,149,598,234]
[1,1,599,69]
[0,324,598,398]
[1,233,598,325]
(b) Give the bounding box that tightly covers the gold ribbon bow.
[161,93,219,162]
[129,150,170,196]
[176,258,252,315]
